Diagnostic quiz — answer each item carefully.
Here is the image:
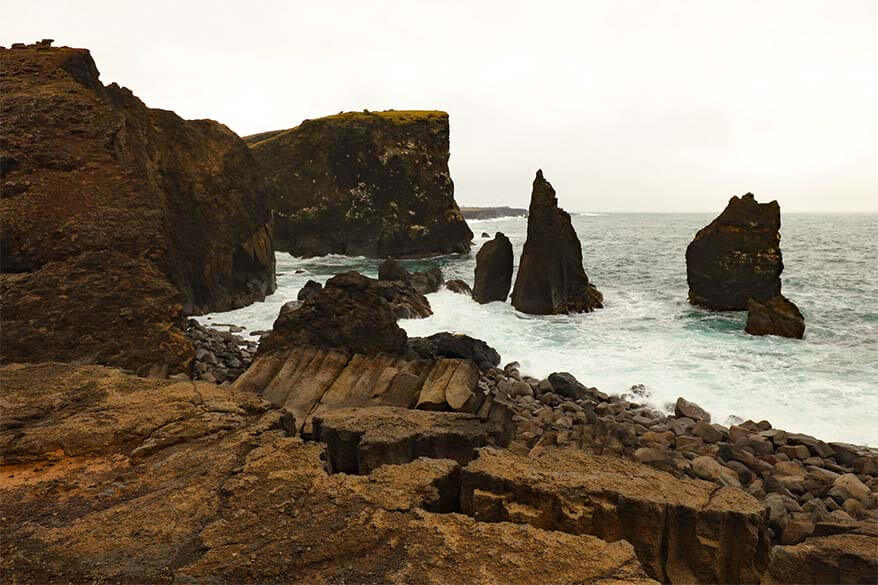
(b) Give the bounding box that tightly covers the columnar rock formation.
[0,43,275,374]
[248,110,473,258]
[511,170,603,314]
[472,232,514,303]
[686,193,783,310]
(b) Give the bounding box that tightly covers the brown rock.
[746,295,806,339]
[761,534,878,585]
[472,232,514,303]
[675,397,711,422]
[461,448,769,583]
[445,278,472,295]
[510,170,602,314]
[686,192,783,310]
[250,110,473,258]
[0,44,275,374]
[693,420,724,443]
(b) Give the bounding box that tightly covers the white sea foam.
[201,213,878,446]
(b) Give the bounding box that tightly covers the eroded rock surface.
[511,170,603,314]
[0,43,274,374]
[461,447,771,584]
[250,110,473,258]
[0,362,658,585]
[686,193,783,310]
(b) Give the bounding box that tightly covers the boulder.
[378,259,443,294]
[686,193,783,310]
[746,295,806,339]
[674,397,711,422]
[445,279,472,295]
[296,279,322,301]
[407,332,501,371]
[510,170,603,314]
[461,448,770,584]
[378,258,411,281]
[760,534,878,584]
[472,232,514,303]
[0,44,275,375]
[258,271,430,357]
[250,110,473,258]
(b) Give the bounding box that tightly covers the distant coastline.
[460,206,528,220]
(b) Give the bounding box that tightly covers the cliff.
[250,110,473,257]
[460,206,528,220]
[0,43,275,374]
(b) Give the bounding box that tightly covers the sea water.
[199,213,878,446]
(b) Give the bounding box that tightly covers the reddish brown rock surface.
[0,43,275,375]
[249,110,473,258]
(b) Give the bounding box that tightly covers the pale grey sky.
[2,0,876,212]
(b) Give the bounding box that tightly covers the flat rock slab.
[1,363,656,585]
[313,406,490,474]
[760,533,878,584]
[461,447,770,584]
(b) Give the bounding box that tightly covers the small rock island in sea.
[686,192,806,338]
[0,41,874,585]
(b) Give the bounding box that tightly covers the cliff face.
[250,110,473,258]
[0,43,275,373]
[686,193,783,310]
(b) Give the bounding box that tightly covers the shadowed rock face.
[511,171,603,314]
[249,110,473,258]
[257,271,431,357]
[686,193,783,310]
[746,295,805,339]
[0,44,275,374]
[473,232,514,303]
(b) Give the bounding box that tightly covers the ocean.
[199,213,878,446]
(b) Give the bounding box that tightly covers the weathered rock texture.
[250,110,473,257]
[0,362,658,585]
[473,232,514,303]
[511,170,603,314]
[461,448,771,584]
[686,193,783,310]
[0,43,274,374]
[746,295,806,339]
[257,271,430,356]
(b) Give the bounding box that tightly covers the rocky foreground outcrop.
[0,42,275,375]
[746,295,806,339]
[511,170,603,314]
[473,232,514,303]
[686,193,783,310]
[249,110,473,258]
[0,362,658,585]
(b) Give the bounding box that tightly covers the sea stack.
[248,110,473,258]
[745,295,805,339]
[686,193,783,310]
[510,171,602,315]
[472,232,514,303]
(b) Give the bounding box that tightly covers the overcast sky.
[3,0,876,212]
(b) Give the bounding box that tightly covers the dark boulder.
[510,171,602,314]
[297,280,323,302]
[686,193,783,310]
[547,372,591,401]
[258,271,430,356]
[250,110,473,258]
[472,232,514,304]
[445,279,472,295]
[745,295,805,339]
[378,258,410,282]
[408,332,501,372]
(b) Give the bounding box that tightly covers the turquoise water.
[201,213,878,445]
